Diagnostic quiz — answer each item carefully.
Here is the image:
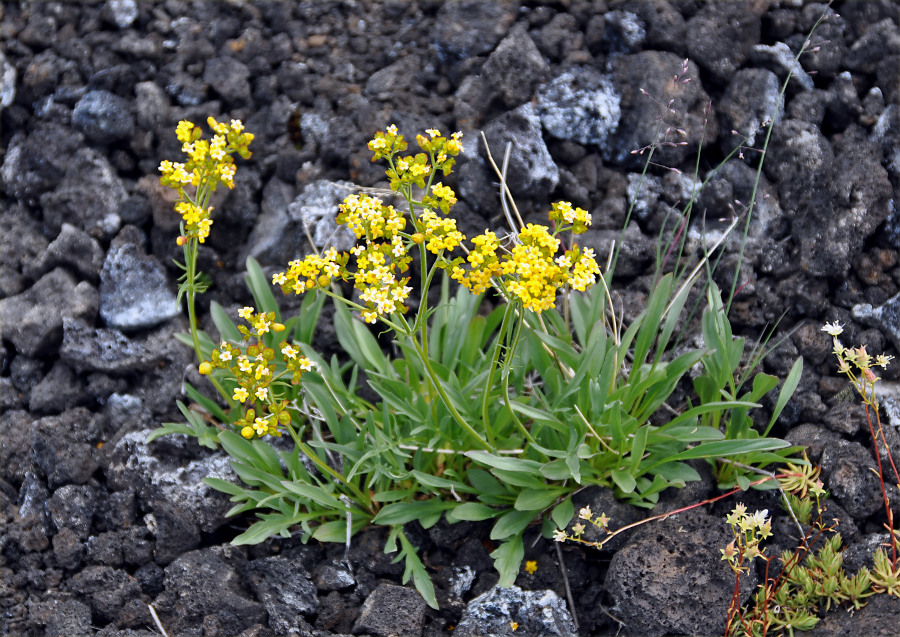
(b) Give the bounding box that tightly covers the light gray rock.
[536,66,620,148]
[247,555,319,634]
[0,50,15,110]
[100,225,179,331]
[481,102,559,201]
[749,42,815,91]
[853,293,900,352]
[104,0,138,28]
[454,585,576,637]
[353,583,428,637]
[287,180,357,252]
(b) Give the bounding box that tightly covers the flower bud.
[176,235,188,246]
[317,275,331,288]
[411,232,425,244]
[272,323,286,332]
[241,426,254,439]
[198,362,212,375]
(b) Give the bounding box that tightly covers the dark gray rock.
[48,484,98,540]
[605,510,755,636]
[100,225,179,331]
[454,584,576,637]
[1,411,36,485]
[0,268,98,357]
[822,402,864,436]
[39,598,93,637]
[149,498,201,566]
[433,0,517,60]
[68,565,142,624]
[153,549,267,636]
[134,80,171,134]
[786,88,831,126]
[32,414,99,489]
[685,1,764,82]
[246,555,319,634]
[797,4,848,79]
[807,585,900,636]
[482,27,549,109]
[853,292,900,352]
[85,531,125,567]
[0,124,85,203]
[39,148,127,239]
[718,69,781,156]
[72,90,135,143]
[13,472,52,552]
[203,56,251,105]
[366,55,422,101]
[820,439,885,519]
[607,52,716,168]
[844,18,900,74]
[535,66,620,148]
[826,72,862,130]
[29,361,85,414]
[52,527,86,571]
[481,103,559,201]
[352,583,428,637]
[25,223,105,283]
[59,318,161,374]
[0,204,48,297]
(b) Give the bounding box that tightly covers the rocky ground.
[1,0,900,635]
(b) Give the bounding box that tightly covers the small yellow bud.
[241,426,254,439]
[306,279,316,289]
[198,362,212,375]
[272,323,286,332]
[411,232,425,244]
[317,275,331,288]
[176,235,188,246]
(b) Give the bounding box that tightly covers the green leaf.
[611,468,637,494]
[231,515,296,545]
[446,502,498,522]
[372,500,454,526]
[210,301,242,343]
[396,530,438,609]
[551,497,575,530]
[514,488,564,511]
[765,356,802,436]
[490,534,525,587]
[464,451,543,475]
[279,481,342,509]
[490,509,537,540]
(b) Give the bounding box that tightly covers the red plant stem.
[864,404,899,566]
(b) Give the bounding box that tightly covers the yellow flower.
[281,344,298,359]
[233,387,249,402]
[255,386,268,401]
[524,560,537,575]
[238,306,255,320]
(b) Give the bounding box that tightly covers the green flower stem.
[397,314,494,452]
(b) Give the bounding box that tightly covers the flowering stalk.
[160,117,253,361]
[821,322,898,568]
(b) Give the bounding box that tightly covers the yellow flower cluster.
[350,241,413,323]
[419,209,465,254]
[158,117,253,244]
[274,247,344,294]
[336,194,405,241]
[202,306,315,439]
[548,201,592,234]
[449,206,601,313]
